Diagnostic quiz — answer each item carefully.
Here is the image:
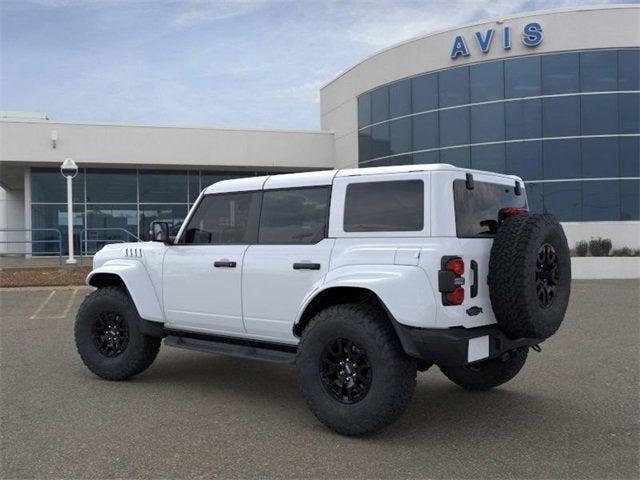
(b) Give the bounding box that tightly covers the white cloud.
[169,0,278,29]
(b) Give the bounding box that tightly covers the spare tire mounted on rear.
[488,213,571,340]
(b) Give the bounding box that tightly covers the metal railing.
[0,228,64,264]
[78,228,142,264]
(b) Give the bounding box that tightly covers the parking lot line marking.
[51,288,79,319]
[29,290,56,320]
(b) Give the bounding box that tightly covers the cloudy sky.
[0,0,628,130]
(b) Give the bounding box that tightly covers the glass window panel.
[259,187,330,244]
[359,128,373,163]
[470,61,504,102]
[505,56,541,98]
[471,144,505,173]
[543,181,581,221]
[525,182,544,213]
[200,171,247,190]
[188,171,200,203]
[543,96,580,137]
[619,49,640,91]
[470,103,504,143]
[439,67,469,107]
[412,74,438,113]
[139,205,188,241]
[440,147,470,168]
[85,204,138,254]
[413,151,439,164]
[358,93,372,128]
[344,180,424,232]
[506,141,543,180]
[439,107,469,147]
[580,50,618,92]
[31,204,84,256]
[86,169,136,203]
[389,117,412,155]
[583,180,620,221]
[582,137,619,178]
[543,139,581,180]
[620,137,640,177]
[581,94,618,135]
[412,112,438,151]
[371,87,389,123]
[139,170,187,203]
[619,92,640,134]
[505,98,542,140]
[390,79,411,118]
[181,192,260,244]
[371,123,390,158]
[376,154,413,167]
[620,179,640,220]
[31,168,84,203]
[542,52,579,95]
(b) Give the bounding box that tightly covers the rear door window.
[344,180,424,232]
[258,187,330,244]
[453,179,527,237]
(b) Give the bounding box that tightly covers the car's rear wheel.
[75,286,161,381]
[440,347,528,391]
[296,303,417,436]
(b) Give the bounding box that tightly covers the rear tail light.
[499,207,528,222]
[439,256,465,306]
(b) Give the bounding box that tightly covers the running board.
[164,335,297,364]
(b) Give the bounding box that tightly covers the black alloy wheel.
[319,338,372,404]
[92,311,129,358]
[535,243,559,309]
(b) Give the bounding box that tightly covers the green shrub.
[610,247,640,257]
[574,241,589,257]
[589,237,612,257]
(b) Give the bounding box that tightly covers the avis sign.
[450,22,543,59]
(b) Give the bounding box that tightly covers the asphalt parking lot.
[1,281,638,479]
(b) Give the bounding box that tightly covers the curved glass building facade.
[356,48,639,222]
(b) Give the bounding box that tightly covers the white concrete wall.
[320,5,640,168]
[0,120,335,171]
[0,186,25,254]
[562,221,640,250]
[572,257,640,279]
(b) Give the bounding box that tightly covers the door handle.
[214,260,236,268]
[470,260,478,298]
[293,262,321,270]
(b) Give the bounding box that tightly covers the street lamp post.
[60,158,78,265]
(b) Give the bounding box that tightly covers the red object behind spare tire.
[488,213,571,340]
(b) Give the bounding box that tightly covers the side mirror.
[150,221,170,243]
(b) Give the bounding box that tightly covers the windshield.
[453,179,527,238]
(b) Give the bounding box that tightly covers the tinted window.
[439,67,469,107]
[86,205,138,253]
[580,51,618,92]
[412,74,438,113]
[31,204,84,256]
[505,99,542,140]
[259,187,329,244]
[543,139,581,180]
[371,123,390,158]
[619,49,640,91]
[139,170,187,203]
[542,53,579,94]
[413,151,439,164]
[371,87,389,123]
[619,93,640,134]
[188,171,200,203]
[471,144,505,173]
[31,168,84,203]
[581,94,618,135]
[344,180,423,232]
[440,147,470,168]
[543,96,580,137]
[470,61,504,102]
[506,141,543,180]
[86,169,136,203]
[140,205,189,241]
[453,180,526,237]
[389,117,412,155]
[439,107,469,147]
[358,128,373,162]
[582,180,619,221]
[620,137,640,177]
[620,179,640,220]
[471,103,504,143]
[358,93,372,128]
[505,56,541,98]
[200,172,246,189]
[181,192,259,244]
[582,137,619,178]
[543,182,581,221]
[390,79,411,118]
[412,112,438,151]
[525,182,544,214]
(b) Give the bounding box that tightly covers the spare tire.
[488,213,571,340]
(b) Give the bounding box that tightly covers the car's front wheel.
[296,303,417,436]
[75,286,161,381]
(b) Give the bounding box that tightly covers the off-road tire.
[440,347,528,391]
[296,303,417,436]
[488,213,571,340]
[75,286,161,381]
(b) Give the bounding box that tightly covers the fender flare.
[86,260,164,323]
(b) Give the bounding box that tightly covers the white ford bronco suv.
[75,164,571,436]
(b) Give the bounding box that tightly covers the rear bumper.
[394,323,543,367]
